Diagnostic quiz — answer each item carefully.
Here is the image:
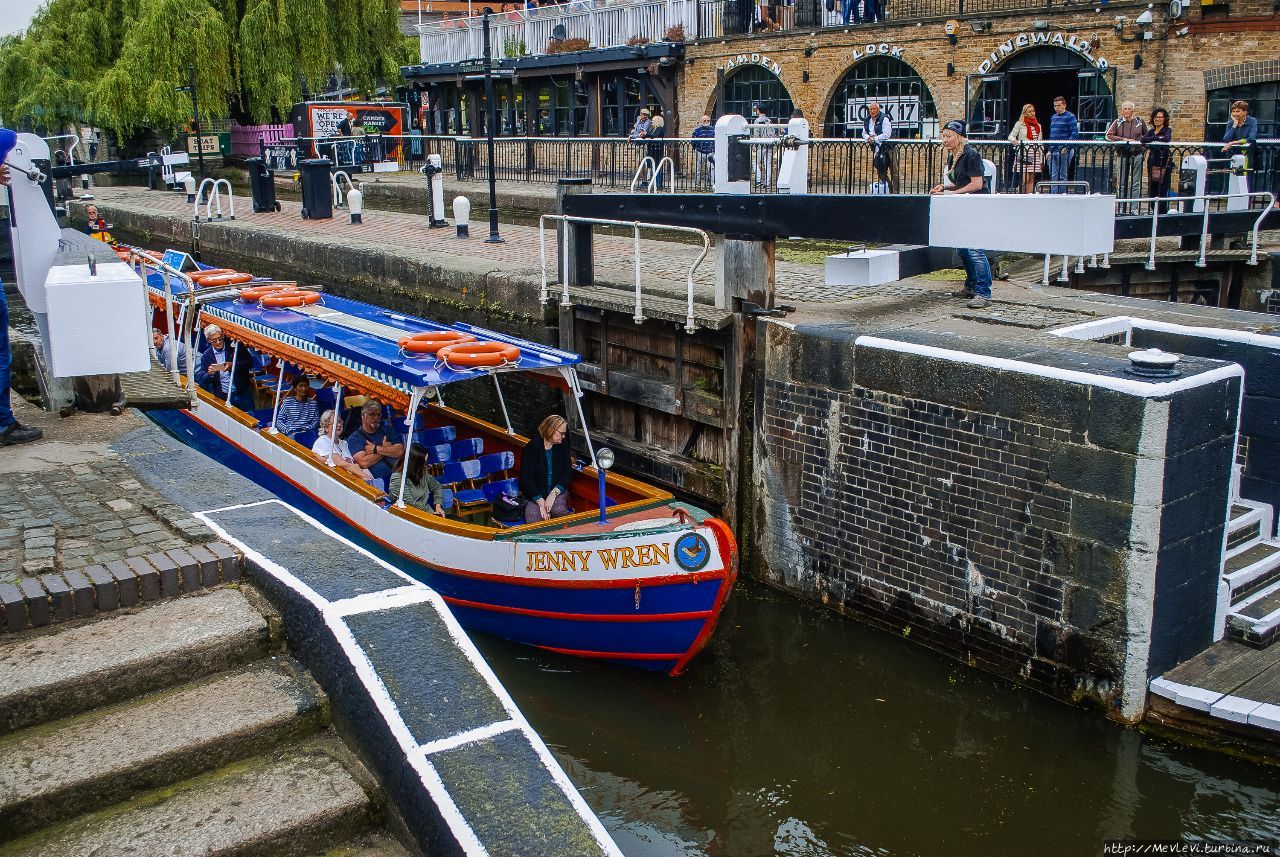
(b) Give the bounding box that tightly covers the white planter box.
[825,249,900,287]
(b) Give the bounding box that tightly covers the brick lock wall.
[752,322,1238,718]
[677,8,1280,137]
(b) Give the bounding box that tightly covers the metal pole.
[267,363,288,434]
[397,388,426,509]
[482,12,503,243]
[492,373,514,434]
[224,340,240,406]
[597,466,608,524]
[162,270,179,384]
[326,383,344,466]
[189,64,206,185]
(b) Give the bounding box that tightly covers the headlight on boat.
[596,447,615,471]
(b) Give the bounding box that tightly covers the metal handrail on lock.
[193,178,235,222]
[127,248,196,390]
[332,170,357,208]
[538,214,710,333]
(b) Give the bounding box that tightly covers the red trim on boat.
[669,516,739,676]
[441,595,714,623]
[183,410,732,593]
[537,645,683,662]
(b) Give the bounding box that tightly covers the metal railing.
[416,0,1123,64]
[266,133,1280,202]
[416,0,700,64]
[539,213,709,332]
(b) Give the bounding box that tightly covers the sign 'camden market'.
[976,32,1110,74]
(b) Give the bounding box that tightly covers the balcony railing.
[416,0,702,66]
[415,0,1125,65]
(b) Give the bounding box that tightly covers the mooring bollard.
[453,196,470,238]
[183,174,196,204]
[424,154,447,228]
[348,184,363,224]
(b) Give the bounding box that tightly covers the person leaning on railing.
[1141,107,1173,213]
[1221,100,1258,167]
[692,114,715,186]
[1047,96,1079,193]
[1106,100,1147,214]
[1007,103,1043,195]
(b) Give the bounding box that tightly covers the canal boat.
[136,249,737,675]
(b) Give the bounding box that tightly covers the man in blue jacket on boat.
[196,325,256,410]
[348,400,404,489]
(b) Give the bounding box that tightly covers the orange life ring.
[259,289,322,308]
[193,271,254,287]
[437,341,521,368]
[113,247,132,261]
[398,330,476,354]
[189,268,233,280]
[238,283,290,302]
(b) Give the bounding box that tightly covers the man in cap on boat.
[0,141,44,446]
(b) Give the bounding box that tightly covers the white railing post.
[633,223,643,324]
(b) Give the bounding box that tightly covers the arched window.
[824,57,937,138]
[719,65,793,122]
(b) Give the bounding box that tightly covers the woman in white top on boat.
[312,409,380,488]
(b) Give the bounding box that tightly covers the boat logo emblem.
[674,532,711,571]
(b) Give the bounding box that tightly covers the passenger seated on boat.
[151,328,188,376]
[519,414,574,524]
[347,400,404,487]
[196,325,255,410]
[390,445,448,517]
[313,410,381,488]
[275,375,319,439]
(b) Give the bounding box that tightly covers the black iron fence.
[268,134,1280,204]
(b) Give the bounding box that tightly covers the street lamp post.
[176,64,206,184]
[482,12,503,243]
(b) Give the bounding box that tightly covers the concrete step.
[1223,541,1280,607]
[1227,503,1265,555]
[0,734,376,857]
[1226,581,1280,650]
[0,588,270,736]
[314,831,413,857]
[0,658,326,843]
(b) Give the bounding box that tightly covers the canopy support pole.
[267,362,288,434]
[396,387,426,509]
[225,341,240,406]
[492,372,514,435]
[327,383,343,466]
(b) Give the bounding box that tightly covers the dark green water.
[474,580,1280,857]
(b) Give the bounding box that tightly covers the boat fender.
[398,330,476,355]
[436,341,521,369]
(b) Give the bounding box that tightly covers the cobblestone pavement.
[0,398,212,584]
[88,186,874,305]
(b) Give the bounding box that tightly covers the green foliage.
[0,0,407,135]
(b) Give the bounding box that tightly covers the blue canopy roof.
[145,267,580,391]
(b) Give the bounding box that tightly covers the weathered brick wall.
[752,322,1239,719]
[677,8,1279,137]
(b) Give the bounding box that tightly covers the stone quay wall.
[751,322,1240,720]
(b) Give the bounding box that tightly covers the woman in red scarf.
[1007,103,1044,194]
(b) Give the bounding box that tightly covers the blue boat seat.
[424,443,453,466]
[293,430,318,450]
[441,459,485,505]
[477,451,515,479]
[450,437,483,460]
[482,478,519,502]
[418,425,457,446]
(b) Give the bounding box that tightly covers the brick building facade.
[677,3,1280,141]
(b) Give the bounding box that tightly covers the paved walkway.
[89,185,904,306]
[0,397,212,583]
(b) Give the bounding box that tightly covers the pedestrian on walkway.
[930,120,992,309]
[1106,100,1147,213]
[842,0,861,24]
[0,152,43,446]
[1221,100,1258,163]
[628,108,651,142]
[692,114,715,186]
[1141,107,1173,212]
[647,113,666,189]
[1047,96,1079,193]
[1007,103,1043,194]
[864,101,896,193]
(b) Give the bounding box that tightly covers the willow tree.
[1,0,407,137]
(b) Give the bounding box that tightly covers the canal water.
[152,409,1280,857]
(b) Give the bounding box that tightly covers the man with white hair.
[195,324,255,409]
[1106,100,1147,214]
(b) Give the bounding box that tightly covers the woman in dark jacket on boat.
[1141,107,1173,212]
[519,414,573,524]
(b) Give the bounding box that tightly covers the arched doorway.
[718,65,793,122]
[966,45,1115,138]
[823,56,938,138]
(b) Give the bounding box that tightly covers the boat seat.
[450,437,483,460]
[483,478,519,502]
[441,459,485,505]
[293,430,318,450]
[418,425,457,446]
[250,408,274,427]
[424,442,453,466]
[478,451,515,478]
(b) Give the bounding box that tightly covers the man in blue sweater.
[1047,95,1079,193]
[691,114,715,186]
